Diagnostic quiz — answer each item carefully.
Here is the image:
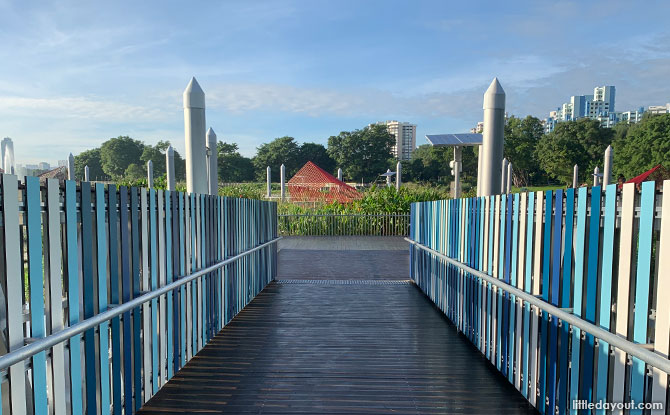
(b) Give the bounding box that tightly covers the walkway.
[138,238,537,414]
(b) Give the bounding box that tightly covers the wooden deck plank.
[139,282,537,414]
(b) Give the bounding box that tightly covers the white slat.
[2,175,27,415]
[612,183,635,404]
[46,180,67,415]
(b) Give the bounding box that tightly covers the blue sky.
[2,0,670,165]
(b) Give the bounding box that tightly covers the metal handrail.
[405,237,670,374]
[0,237,281,372]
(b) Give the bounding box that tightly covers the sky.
[1,0,670,165]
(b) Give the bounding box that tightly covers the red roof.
[287,161,361,203]
[624,164,668,187]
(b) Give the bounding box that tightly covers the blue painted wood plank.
[581,186,602,401]
[547,189,563,415]
[522,192,535,399]
[595,185,616,411]
[558,188,574,415]
[118,187,133,415]
[538,190,553,414]
[65,181,84,415]
[95,183,111,414]
[508,193,519,385]
[25,177,49,414]
[149,189,159,394]
[630,181,655,404]
[130,187,143,410]
[165,191,175,380]
[569,187,588,410]
[107,186,122,415]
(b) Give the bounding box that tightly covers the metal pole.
[184,77,208,194]
[501,158,508,194]
[280,164,286,202]
[84,165,90,182]
[603,145,613,187]
[506,162,513,194]
[480,78,505,196]
[166,146,176,191]
[454,161,461,198]
[67,153,75,181]
[396,161,402,190]
[266,166,271,198]
[147,160,154,189]
[476,145,483,197]
[207,127,218,195]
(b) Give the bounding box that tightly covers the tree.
[327,124,394,182]
[100,136,145,179]
[140,140,186,181]
[613,113,670,179]
[124,163,145,181]
[252,136,301,181]
[536,118,613,185]
[74,148,104,180]
[217,141,256,182]
[297,142,335,173]
[504,116,545,187]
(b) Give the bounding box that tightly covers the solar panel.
[425,133,483,147]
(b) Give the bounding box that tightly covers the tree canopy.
[504,115,545,187]
[297,142,335,174]
[100,136,145,179]
[217,142,256,182]
[536,118,613,185]
[252,136,301,181]
[327,124,394,182]
[74,148,104,180]
[613,113,670,180]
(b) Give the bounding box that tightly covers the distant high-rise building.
[373,120,416,160]
[38,162,50,171]
[648,104,670,115]
[1,137,15,174]
[470,121,484,134]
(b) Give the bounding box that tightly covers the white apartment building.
[648,104,670,115]
[374,120,416,160]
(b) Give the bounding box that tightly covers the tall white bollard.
[84,165,90,182]
[603,145,613,187]
[338,168,343,181]
[266,166,271,198]
[166,146,176,191]
[206,127,218,195]
[506,162,513,194]
[476,145,483,197]
[67,153,75,181]
[573,164,579,188]
[147,160,154,189]
[480,78,506,196]
[396,161,402,191]
[280,164,286,202]
[594,166,601,187]
[501,158,508,194]
[184,77,208,194]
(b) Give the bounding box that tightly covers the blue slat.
[25,177,48,414]
[538,190,552,414]
[547,190,563,414]
[107,186,122,415]
[558,188,574,415]
[95,183,111,414]
[630,181,655,403]
[150,189,159,394]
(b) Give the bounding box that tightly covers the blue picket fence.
[409,181,670,415]
[0,175,278,415]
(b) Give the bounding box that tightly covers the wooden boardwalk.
[139,280,537,414]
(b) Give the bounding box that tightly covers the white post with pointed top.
[396,161,402,191]
[67,153,75,181]
[453,161,461,198]
[507,162,514,194]
[184,77,208,194]
[337,168,343,181]
[84,165,90,182]
[603,145,613,187]
[147,160,154,189]
[280,164,286,202]
[501,158,508,194]
[266,166,271,198]
[572,164,579,188]
[594,166,601,187]
[166,146,176,191]
[206,127,218,195]
[480,78,506,196]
